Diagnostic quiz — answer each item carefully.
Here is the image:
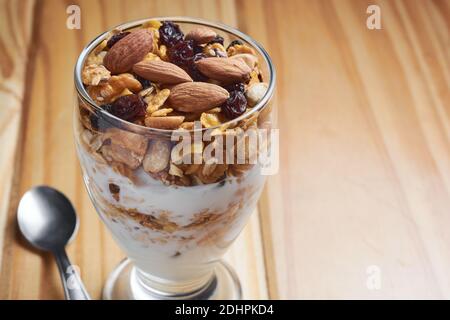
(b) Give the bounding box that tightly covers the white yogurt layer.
[76,141,266,282]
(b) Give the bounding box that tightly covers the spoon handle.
[54,249,91,300]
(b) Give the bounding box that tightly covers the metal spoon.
[17,186,90,300]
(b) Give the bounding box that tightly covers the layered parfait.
[75,19,273,286]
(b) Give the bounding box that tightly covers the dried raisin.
[102,94,146,121]
[159,21,184,47]
[168,41,206,81]
[134,74,152,89]
[222,90,247,119]
[224,83,245,93]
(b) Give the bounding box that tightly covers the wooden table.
[0,0,448,299]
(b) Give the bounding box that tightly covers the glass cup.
[74,17,275,300]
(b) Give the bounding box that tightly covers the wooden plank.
[0,0,268,299]
[238,0,450,298]
[0,0,36,273]
[2,0,449,300]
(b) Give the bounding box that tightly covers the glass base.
[103,258,242,300]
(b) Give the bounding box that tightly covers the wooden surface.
[0,0,449,299]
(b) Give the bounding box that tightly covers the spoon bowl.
[18,186,78,251]
[17,186,90,299]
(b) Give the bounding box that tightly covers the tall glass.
[74,17,275,300]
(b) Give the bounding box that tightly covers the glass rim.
[74,16,276,135]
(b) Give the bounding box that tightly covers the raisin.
[208,35,224,46]
[135,74,152,89]
[168,41,207,81]
[159,21,184,47]
[106,31,130,48]
[190,53,207,81]
[194,43,204,55]
[224,83,245,93]
[227,39,243,50]
[222,90,247,119]
[168,40,195,69]
[103,94,147,121]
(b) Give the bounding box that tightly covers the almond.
[229,53,258,69]
[145,116,185,129]
[168,82,229,112]
[185,27,217,44]
[104,29,153,74]
[195,57,251,83]
[133,60,192,84]
[143,140,171,173]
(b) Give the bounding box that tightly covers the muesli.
[76,20,272,282]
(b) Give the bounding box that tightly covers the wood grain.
[1,0,449,299]
[237,0,449,299]
[0,0,35,272]
[0,0,266,299]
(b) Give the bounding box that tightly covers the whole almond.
[229,53,258,69]
[195,57,251,83]
[185,27,217,44]
[168,82,229,112]
[145,116,185,129]
[133,60,192,84]
[104,29,153,74]
[143,140,171,173]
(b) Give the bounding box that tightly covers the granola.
[79,20,271,187]
[75,19,274,291]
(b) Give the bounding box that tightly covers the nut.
[168,82,229,112]
[246,82,268,107]
[203,43,227,57]
[185,27,217,44]
[133,60,193,84]
[169,163,184,177]
[195,57,251,83]
[82,64,111,85]
[104,29,153,74]
[145,116,185,129]
[143,140,171,173]
[196,164,227,184]
[227,43,256,56]
[101,128,148,169]
[229,53,258,69]
[87,73,142,104]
